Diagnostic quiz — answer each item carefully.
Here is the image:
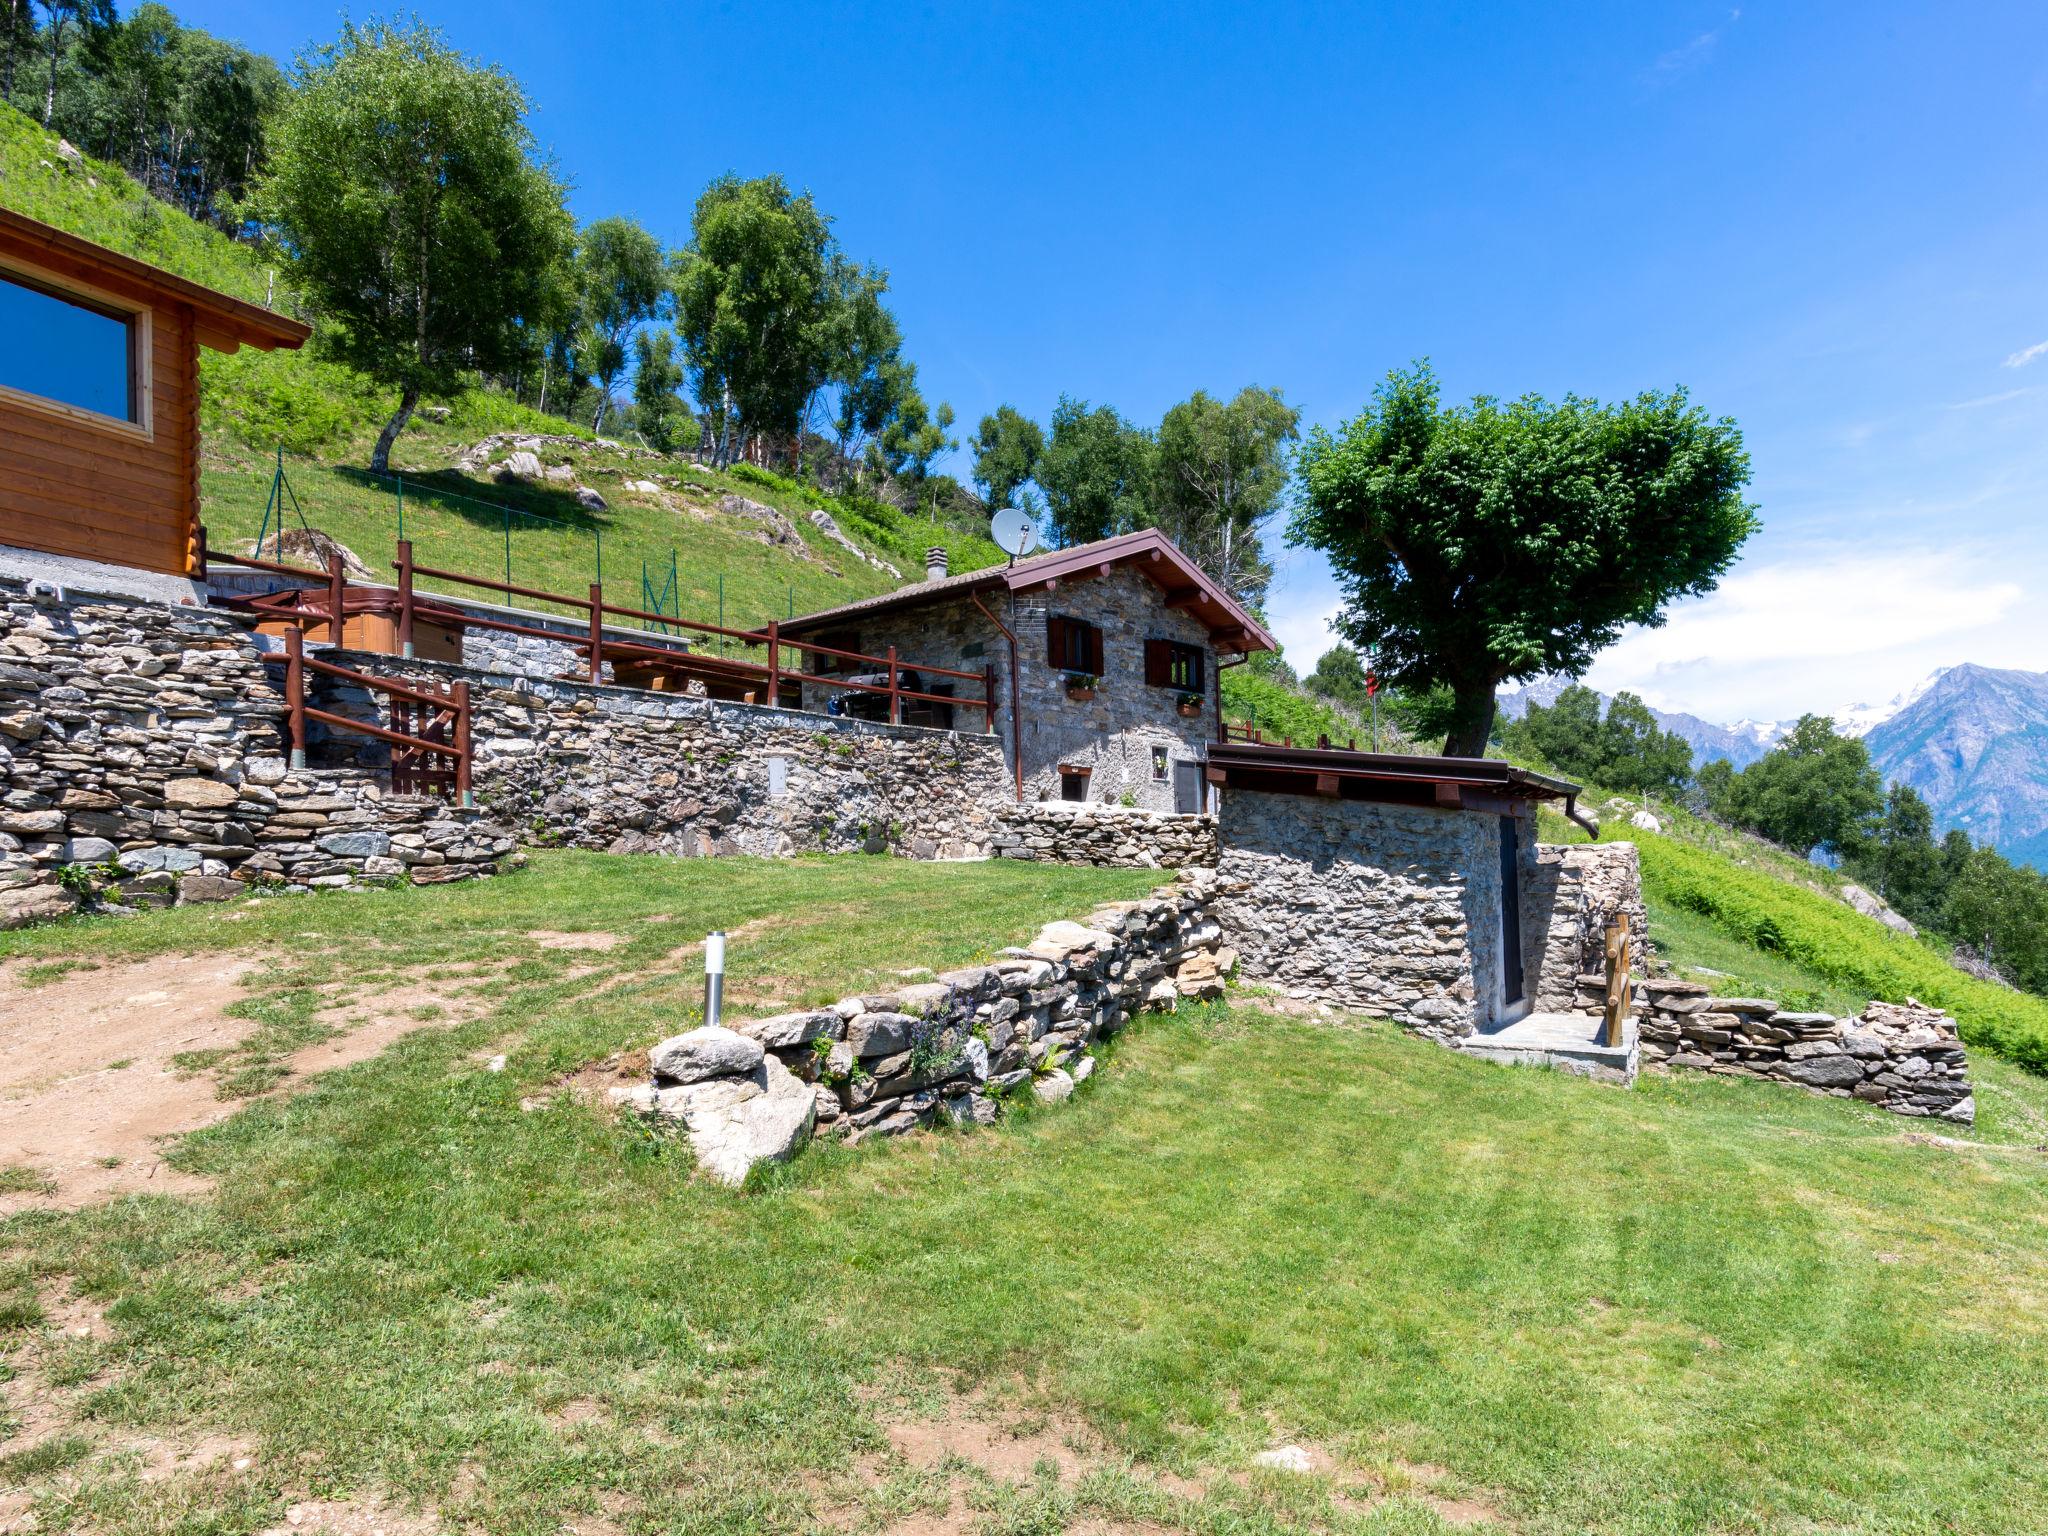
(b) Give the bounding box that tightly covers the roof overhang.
[781,528,1277,653]
[1205,740,1580,815]
[0,207,311,354]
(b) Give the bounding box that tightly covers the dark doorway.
[1498,815,1525,1008]
[1060,769,1089,802]
[1172,758,1202,815]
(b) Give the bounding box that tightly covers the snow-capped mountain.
[1835,668,1951,739]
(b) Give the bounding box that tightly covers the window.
[1143,639,1206,693]
[1046,614,1103,676]
[1150,746,1169,781]
[0,269,138,424]
[1059,767,1091,802]
[811,628,861,675]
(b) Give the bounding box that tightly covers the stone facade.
[0,580,516,925]
[794,567,1223,813]
[613,873,1230,1184]
[320,652,1009,860]
[992,800,1218,868]
[1212,788,1539,1036]
[1528,842,1650,1012]
[1638,985,1974,1122]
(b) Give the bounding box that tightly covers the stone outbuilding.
[778,529,1276,812]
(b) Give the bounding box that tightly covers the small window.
[1059,765,1091,802]
[1144,638,1205,693]
[0,269,137,423]
[811,628,861,675]
[1150,746,1169,781]
[1046,613,1103,676]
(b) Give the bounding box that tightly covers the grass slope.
[1,853,2045,1535]
[2,103,1005,633]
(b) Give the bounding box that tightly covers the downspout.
[970,590,1025,802]
[1565,791,1600,838]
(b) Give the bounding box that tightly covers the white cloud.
[1268,600,1344,674]
[1948,386,2036,410]
[2003,338,2048,369]
[1583,545,2034,722]
[1646,9,1740,80]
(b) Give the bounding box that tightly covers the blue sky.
[183,0,2048,725]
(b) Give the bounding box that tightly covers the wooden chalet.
[0,207,309,578]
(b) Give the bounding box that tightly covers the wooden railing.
[199,526,996,732]
[281,624,472,804]
[1222,722,1362,751]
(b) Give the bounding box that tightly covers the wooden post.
[587,583,604,683]
[453,678,473,807]
[396,539,416,658]
[887,644,900,725]
[983,664,996,734]
[326,551,347,646]
[764,620,781,709]
[1602,912,1633,1048]
[195,523,209,580]
[284,624,306,771]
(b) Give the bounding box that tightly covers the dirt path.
[0,956,486,1213]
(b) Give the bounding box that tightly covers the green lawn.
[3,854,2047,1535]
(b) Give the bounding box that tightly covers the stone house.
[778,530,1277,812]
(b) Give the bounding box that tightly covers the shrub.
[1633,831,2048,1074]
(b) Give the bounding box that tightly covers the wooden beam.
[1315,772,1340,798]
[1205,766,1229,785]
[1434,781,1463,808]
[192,324,241,355]
[1164,588,1205,610]
[1096,562,1112,577]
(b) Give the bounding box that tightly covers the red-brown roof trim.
[0,206,310,352]
[1207,740,1581,800]
[780,528,1278,652]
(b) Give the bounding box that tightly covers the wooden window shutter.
[1046,613,1068,667]
[1144,638,1171,687]
[1186,645,1205,693]
[1084,622,1104,675]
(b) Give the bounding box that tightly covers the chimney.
[925,546,949,582]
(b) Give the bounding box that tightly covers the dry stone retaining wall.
[0,580,515,925]
[1528,842,1650,1012]
[612,873,1230,1184]
[992,800,1218,868]
[1639,983,1974,1122]
[324,653,1009,860]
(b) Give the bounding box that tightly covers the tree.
[32,0,110,126]
[1499,684,1607,779]
[244,20,573,473]
[575,216,667,433]
[1291,362,1758,755]
[1848,783,1944,921]
[828,292,909,473]
[630,329,691,452]
[872,380,956,519]
[671,174,837,468]
[1304,643,1371,714]
[2,0,32,100]
[1598,692,1693,797]
[1153,385,1298,609]
[970,405,1044,513]
[1699,715,1884,858]
[1036,396,1153,546]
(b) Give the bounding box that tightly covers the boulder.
[735,1010,842,1050]
[58,836,117,864]
[649,1025,764,1085]
[846,1011,917,1057]
[1842,882,1917,937]
[318,830,391,859]
[493,450,544,481]
[681,1056,816,1186]
[575,487,608,511]
[1782,1054,1868,1089]
[0,883,78,929]
[1031,1068,1075,1105]
[1629,809,1662,833]
[177,874,243,904]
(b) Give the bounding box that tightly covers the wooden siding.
[0,215,303,579]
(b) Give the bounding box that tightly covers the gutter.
[1565,791,1600,838]
[969,591,1025,802]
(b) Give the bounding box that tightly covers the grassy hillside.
[3,853,2047,1534]
[2,103,1004,633]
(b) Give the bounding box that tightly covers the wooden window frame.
[1046,613,1103,676]
[0,255,153,443]
[1144,637,1206,693]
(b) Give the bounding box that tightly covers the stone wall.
[1212,788,1535,1035]
[612,874,1229,1184]
[0,580,515,925]
[992,800,1218,868]
[1528,842,1650,1012]
[1638,984,1974,1122]
[320,652,1009,860]
[792,568,1223,813]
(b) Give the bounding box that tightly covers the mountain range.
[1498,664,2048,871]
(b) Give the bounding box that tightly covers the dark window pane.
[0,272,135,422]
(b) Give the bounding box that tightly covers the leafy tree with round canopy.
[1697,715,1884,859]
[575,216,667,433]
[244,20,573,474]
[971,405,1045,515]
[631,329,692,453]
[1291,363,1758,756]
[1036,396,1154,547]
[1153,385,1298,609]
[1304,643,1371,714]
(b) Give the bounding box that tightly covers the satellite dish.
[990,507,1040,564]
